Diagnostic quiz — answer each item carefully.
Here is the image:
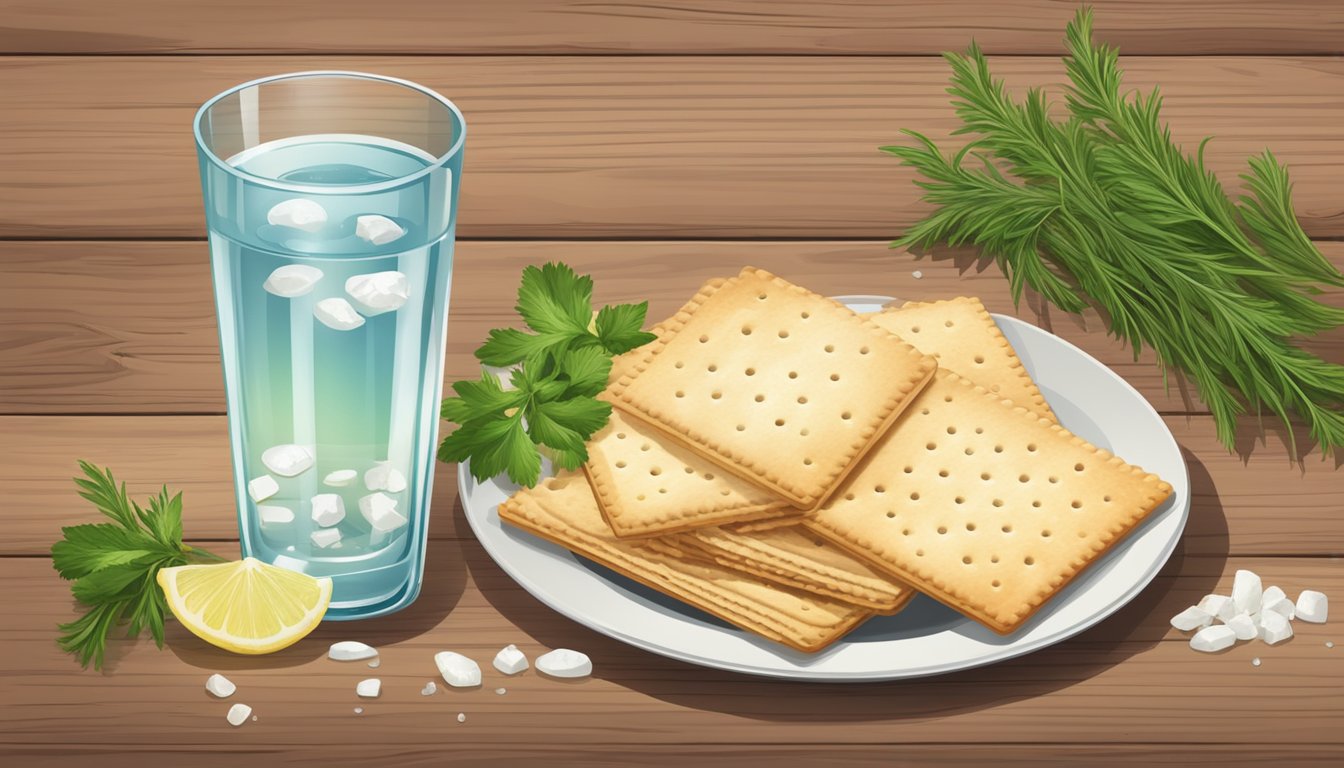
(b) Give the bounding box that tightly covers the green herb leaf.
[51,463,220,670]
[439,262,657,485]
[595,302,658,355]
[886,7,1344,457]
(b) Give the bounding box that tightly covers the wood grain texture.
[3,554,1341,752]
[4,241,1340,414]
[1,1,1340,55]
[1,56,1341,239]
[2,414,1339,557]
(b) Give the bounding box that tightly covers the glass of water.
[193,72,465,620]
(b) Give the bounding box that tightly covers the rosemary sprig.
[883,7,1344,455]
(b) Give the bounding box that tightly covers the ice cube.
[329,641,378,662]
[258,504,294,525]
[356,679,381,698]
[1226,612,1258,641]
[364,462,407,493]
[536,649,592,679]
[434,651,481,688]
[359,492,406,532]
[310,494,346,527]
[271,554,307,573]
[267,198,327,232]
[1190,625,1237,653]
[226,703,253,727]
[355,214,406,246]
[205,673,236,698]
[345,271,409,315]
[492,644,529,676]
[310,528,342,549]
[314,298,366,331]
[262,264,323,297]
[247,475,279,503]
[1197,594,1235,623]
[262,444,315,477]
[1232,569,1263,614]
[1296,590,1328,623]
[324,469,358,487]
[1259,610,1294,645]
[1170,605,1212,632]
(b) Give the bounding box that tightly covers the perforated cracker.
[804,370,1172,634]
[870,297,1055,421]
[499,472,874,653]
[609,267,938,509]
[684,525,914,612]
[585,404,802,538]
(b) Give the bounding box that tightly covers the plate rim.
[458,304,1190,681]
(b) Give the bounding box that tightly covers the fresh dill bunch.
[883,7,1344,455]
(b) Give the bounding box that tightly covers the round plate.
[459,297,1189,681]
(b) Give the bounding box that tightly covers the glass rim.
[193,70,466,195]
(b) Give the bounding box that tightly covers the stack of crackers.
[500,267,1173,652]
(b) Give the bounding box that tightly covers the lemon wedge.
[157,557,332,655]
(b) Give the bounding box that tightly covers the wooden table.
[2,2,1341,765]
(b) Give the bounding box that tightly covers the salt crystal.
[263,264,323,297]
[1197,594,1236,623]
[346,271,410,315]
[226,703,252,727]
[324,469,358,487]
[310,493,346,527]
[457,712,466,723]
[258,504,294,525]
[1190,625,1237,653]
[495,688,506,695]
[354,707,363,715]
[1259,610,1293,645]
[247,475,279,503]
[492,644,529,675]
[356,679,381,698]
[368,659,381,669]
[536,648,592,679]
[912,270,923,279]
[355,215,406,246]
[420,681,437,696]
[314,298,366,331]
[1261,586,1296,621]
[1170,605,1212,632]
[1295,590,1328,623]
[205,673,236,698]
[267,198,327,232]
[1252,657,1261,667]
[262,444,315,477]
[310,528,342,549]
[434,651,481,688]
[1326,641,1335,649]
[1231,569,1263,614]
[329,641,378,662]
[1226,612,1258,641]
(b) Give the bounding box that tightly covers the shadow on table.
[164,538,468,672]
[472,453,1229,722]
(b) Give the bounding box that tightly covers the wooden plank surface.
[3,414,1340,557]
[3,555,1340,752]
[1,56,1341,239]
[1,1,1340,55]
[4,241,1340,415]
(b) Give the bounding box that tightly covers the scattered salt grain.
[226,703,252,727]
[536,648,592,679]
[434,651,482,688]
[420,682,437,696]
[1252,657,1261,667]
[356,679,381,698]
[912,270,923,279]
[205,673,236,698]
[457,712,466,723]
[1295,590,1328,623]
[354,707,363,715]
[492,644,529,675]
[329,641,378,662]
[368,659,381,669]
[495,688,507,695]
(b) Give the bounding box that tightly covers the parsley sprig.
[439,263,657,485]
[52,461,224,670]
[884,7,1344,455]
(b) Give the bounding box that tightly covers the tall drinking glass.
[193,72,465,620]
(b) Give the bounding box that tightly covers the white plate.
[458,296,1189,681]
